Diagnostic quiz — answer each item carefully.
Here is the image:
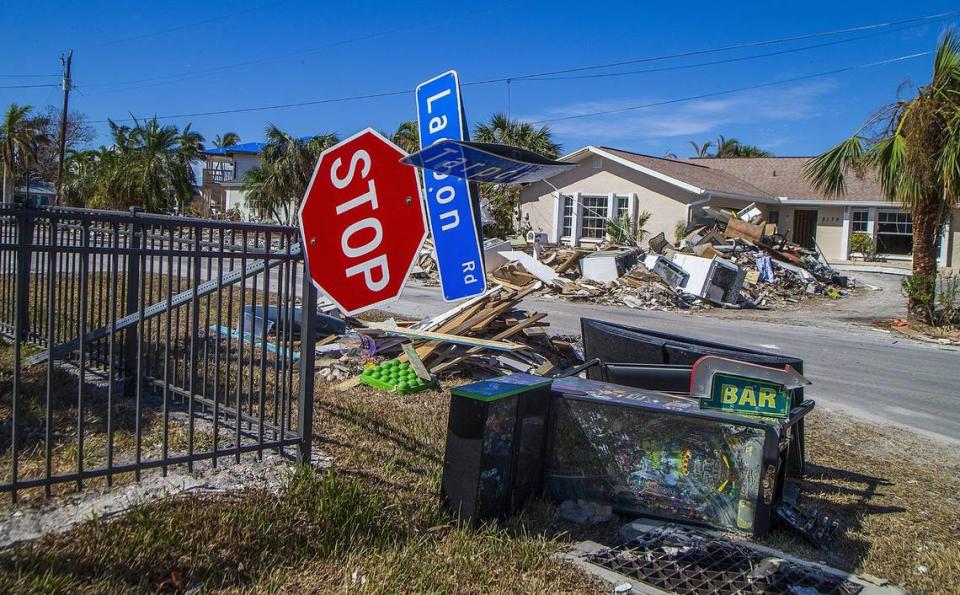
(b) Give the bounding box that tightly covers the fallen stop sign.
[298,128,427,315]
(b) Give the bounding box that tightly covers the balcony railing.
[202,168,235,185]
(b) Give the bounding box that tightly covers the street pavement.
[387,283,960,445]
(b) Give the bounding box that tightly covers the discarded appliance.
[580,249,639,284]
[526,231,548,259]
[642,253,689,289]
[579,318,808,477]
[544,375,813,536]
[442,373,553,524]
[736,202,762,222]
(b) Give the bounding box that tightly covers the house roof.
[203,141,266,156]
[692,157,884,201]
[597,147,774,199]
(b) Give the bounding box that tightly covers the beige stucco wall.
[816,206,844,261]
[520,156,696,245]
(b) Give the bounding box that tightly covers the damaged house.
[520,146,959,270]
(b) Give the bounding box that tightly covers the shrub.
[850,231,874,256]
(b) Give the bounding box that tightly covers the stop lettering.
[298,128,427,315]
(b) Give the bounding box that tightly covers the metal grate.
[588,524,862,594]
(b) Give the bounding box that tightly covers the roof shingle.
[598,147,773,198]
[692,157,884,201]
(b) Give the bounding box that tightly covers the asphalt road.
[388,283,960,445]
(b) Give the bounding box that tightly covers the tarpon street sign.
[298,128,427,316]
[402,139,576,184]
[415,70,486,302]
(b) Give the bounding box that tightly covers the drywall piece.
[498,251,561,286]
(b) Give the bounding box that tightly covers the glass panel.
[616,196,630,219]
[851,210,868,233]
[580,195,609,239]
[546,396,767,533]
[561,195,574,237]
[876,211,912,254]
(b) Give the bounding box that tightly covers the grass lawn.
[0,377,958,593]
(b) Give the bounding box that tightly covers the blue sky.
[2,0,958,158]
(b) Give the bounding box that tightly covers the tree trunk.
[2,164,13,204]
[907,203,941,323]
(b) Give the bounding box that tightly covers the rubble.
[411,211,853,312]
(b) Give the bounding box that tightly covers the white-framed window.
[560,194,575,237]
[876,211,912,255]
[580,195,609,239]
[615,195,630,219]
[851,210,869,233]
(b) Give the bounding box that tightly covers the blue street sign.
[402,139,576,184]
[415,70,486,302]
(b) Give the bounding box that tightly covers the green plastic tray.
[360,359,434,394]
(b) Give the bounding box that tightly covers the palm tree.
[76,116,201,212]
[689,140,714,158]
[1,104,49,203]
[473,114,561,159]
[212,132,241,149]
[240,125,339,224]
[690,135,772,158]
[804,31,960,323]
[391,120,420,154]
[473,114,561,235]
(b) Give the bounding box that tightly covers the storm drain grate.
[588,525,862,594]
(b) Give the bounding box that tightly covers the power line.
[517,24,923,82]
[0,74,60,78]
[89,51,931,126]
[80,5,513,95]
[530,51,932,124]
[80,8,954,96]
[491,10,959,82]
[74,0,288,50]
[0,83,60,89]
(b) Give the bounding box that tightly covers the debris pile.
[322,284,581,388]
[468,203,854,311]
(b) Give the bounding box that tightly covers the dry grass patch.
[0,372,957,592]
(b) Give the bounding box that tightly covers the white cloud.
[519,80,835,145]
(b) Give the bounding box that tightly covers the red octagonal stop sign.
[298,128,426,315]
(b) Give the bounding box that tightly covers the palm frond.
[803,135,866,197]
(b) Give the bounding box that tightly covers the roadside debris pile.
[319,284,581,388]
[467,204,854,311]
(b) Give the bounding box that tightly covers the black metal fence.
[0,205,316,501]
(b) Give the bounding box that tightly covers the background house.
[200,142,265,219]
[520,146,960,270]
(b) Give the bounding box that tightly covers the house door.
[792,209,818,249]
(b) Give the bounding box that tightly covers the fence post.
[297,273,317,466]
[123,206,143,396]
[15,212,34,338]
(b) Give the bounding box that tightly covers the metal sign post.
[415,70,487,302]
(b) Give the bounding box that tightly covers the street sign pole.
[415,70,487,302]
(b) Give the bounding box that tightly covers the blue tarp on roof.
[202,136,321,157]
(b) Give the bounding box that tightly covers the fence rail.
[0,204,316,501]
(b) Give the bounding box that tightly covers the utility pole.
[55,50,73,206]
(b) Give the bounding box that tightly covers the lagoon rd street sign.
[415,70,486,302]
[297,128,427,316]
[402,139,576,184]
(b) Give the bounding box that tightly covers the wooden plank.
[364,321,526,351]
[554,249,588,274]
[316,334,338,347]
[430,313,547,374]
